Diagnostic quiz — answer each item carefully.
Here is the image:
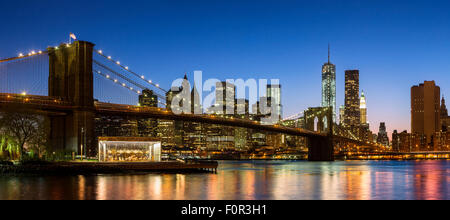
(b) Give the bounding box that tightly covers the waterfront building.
[398,130,412,152]
[411,81,441,144]
[344,70,360,127]
[95,115,138,138]
[321,45,336,122]
[411,132,428,151]
[433,131,450,151]
[377,122,389,146]
[359,124,372,143]
[392,130,400,152]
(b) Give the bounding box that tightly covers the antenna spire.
[328,43,330,63]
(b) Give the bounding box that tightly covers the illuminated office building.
[441,97,450,131]
[216,81,236,114]
[377,122,389,146]
[360,91,367,125]
[267,84,282,121]
[139,89,158,107]
[138,89,158,137]
[344,70,360,127]
[411,81,440,143]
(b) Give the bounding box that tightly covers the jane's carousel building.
[98,137,161,162]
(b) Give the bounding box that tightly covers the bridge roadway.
[0,93,325,138]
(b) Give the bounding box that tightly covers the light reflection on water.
[0,160,448,200]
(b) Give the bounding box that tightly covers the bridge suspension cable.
[0,52,49,96]
[94,49,167,93]
[93,60,167,103]
[0,50,48,64]
[283,111,304,121]
[93,69,166,106]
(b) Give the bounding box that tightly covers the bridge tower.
[48,41,95,156]
[304,107,334,161]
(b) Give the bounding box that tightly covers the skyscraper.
[321,45,336,122]
[216,81,236,115]
[377,122,389,146]
[441,97,448,118]
[344,70,360,127]
[138,89,159,137]
[360,91,367,125]
[411,81,440,143]
[267,84,282,121]
[139,89,158,107]
[441,97,450,131]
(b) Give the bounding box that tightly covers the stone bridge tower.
[304,107,334,161]
[48,41,95,156]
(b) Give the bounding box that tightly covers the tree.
[0,135,20,160]
[0,112,44,160]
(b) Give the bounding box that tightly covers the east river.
[0,160,449,200]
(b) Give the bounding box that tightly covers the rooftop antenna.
[328,43,330,63]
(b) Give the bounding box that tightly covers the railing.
[0,93,72,107]
[95,102,325,137]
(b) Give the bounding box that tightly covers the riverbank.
[0,161,218,175]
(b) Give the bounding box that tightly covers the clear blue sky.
[1,0,450,135]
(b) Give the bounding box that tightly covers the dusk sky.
[1,0,450,135]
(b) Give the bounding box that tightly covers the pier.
[0,161,219,175]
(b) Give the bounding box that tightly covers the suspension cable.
[93,70,166,106]
[94,49,168,93]
[0,51,48,64]
[93,60,166,102]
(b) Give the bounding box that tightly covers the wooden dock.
[0,161,219,175]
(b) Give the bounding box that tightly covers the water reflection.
[0,160,448,200]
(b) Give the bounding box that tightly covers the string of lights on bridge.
[94,69,166,106]
[17,43,75,59]
[94,49,168,94]
[1,43,76,63]
[93,60,167,101]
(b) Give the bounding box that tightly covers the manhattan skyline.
[1,0,450,135]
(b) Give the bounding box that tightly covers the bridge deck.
[0,93,325,138]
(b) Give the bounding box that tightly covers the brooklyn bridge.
[0,41,376,161]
